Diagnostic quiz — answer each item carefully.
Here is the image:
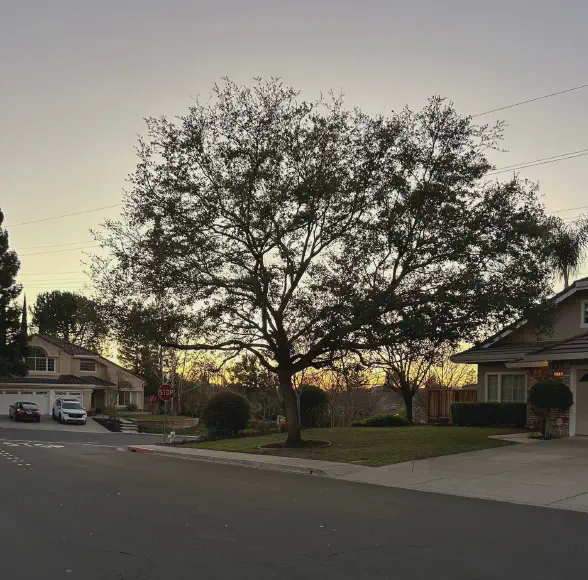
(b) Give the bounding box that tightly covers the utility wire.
[5,204,122,227]
[472,83,588,117]
[552,204,588,214]
[487,151,588,176]
[16,271,85,276]
[14,240,93,251]
[19,245,100,257]
[488,148,588,174]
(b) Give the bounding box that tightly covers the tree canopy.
[31,290,108,352]
[0,208,27,376]
[546,217,588,288]
[92,79,555,444]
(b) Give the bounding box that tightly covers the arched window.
[26,347,56,372]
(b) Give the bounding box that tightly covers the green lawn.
[186,426,524,467]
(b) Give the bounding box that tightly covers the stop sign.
[158,384,174,401]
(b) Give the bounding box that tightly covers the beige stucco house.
[453,277,588,436]
[0,334,145,415]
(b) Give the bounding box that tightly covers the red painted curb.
[127,446,154,454]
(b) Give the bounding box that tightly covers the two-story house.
[453,277,588,436]
[0,334,145,415]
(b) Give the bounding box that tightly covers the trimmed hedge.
[202,390,250,437]
[451,402,526,427]
[528,380,573,411]
[352,413,411,427]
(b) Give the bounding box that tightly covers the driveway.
[342,436,588,512]
[0,416,110,434]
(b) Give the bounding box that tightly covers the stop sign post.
[158,384,173,401]
[158,384,174,444]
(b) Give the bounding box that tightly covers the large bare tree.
[92,79,555,445]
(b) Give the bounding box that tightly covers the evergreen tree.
[0,209,27,376]
[31,290,108,352]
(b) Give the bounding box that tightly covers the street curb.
[127,446,154,454]
[145,447,328,476]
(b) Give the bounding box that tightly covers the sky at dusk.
[2,0,588,302]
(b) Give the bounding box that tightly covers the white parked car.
[52,399,87,425]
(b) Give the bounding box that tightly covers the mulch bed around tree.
[259,440,331,450]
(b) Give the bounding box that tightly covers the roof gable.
[475,277,588,349]
[32,335,145,383]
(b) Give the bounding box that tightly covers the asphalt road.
[1,441,587,580]
[0,424,162,446]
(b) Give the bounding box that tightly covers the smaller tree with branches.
[376,341,442,423]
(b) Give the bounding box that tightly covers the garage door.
[0,390,50,415]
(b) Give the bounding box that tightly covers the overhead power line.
[19,245,100,257]
[488,148,588,174]
[14,240,93,251]
[5,204,122,227]
[552,204,588,214]
[487,150,588,176]
[472,82,588,117]
[17,271,85,276]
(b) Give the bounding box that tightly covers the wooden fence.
[426,388,477,423]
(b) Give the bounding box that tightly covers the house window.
[582,300,588,328]
[486,373,526,403]
[118,391,131,405]
[80,360,96,372]
[26,347,56,372]
[487,374,499,402]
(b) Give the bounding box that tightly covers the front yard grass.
[185,426,525,467]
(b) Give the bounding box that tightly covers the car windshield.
[62,402,83,410]
[21,403,38,410]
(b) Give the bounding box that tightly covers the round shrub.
[528,379,573,411]
[299,384,328,427]
[202,390,250,437]
[351,413,410,427]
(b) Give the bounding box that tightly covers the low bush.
[126,403,139,412]
[528,380,573,411]
[202,390,250,438]
[451,402,526,427]
[242,428,260,437]
[248,419,276,432]
[527,379,573,437]
[351,413,411,427]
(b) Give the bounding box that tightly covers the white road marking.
[1,441,64,449]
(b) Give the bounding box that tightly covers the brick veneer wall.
[525,364,571,437]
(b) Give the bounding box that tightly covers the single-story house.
[0,334,145,415]
[452,277,588,437]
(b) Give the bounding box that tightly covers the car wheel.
[58,413,63,423]
[82,420,87,425]
[36,417,41,423]
[52,410,55,420]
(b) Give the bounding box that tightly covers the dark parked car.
[9,402,41,422]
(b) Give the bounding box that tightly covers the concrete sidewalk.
[130,437,588,513]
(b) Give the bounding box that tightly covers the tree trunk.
[403,391,414,423]
[278,372,302,446]
[564,270,570,289]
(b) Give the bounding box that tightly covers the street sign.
[158,384,174,401]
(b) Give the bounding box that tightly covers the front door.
[574,369,588,436]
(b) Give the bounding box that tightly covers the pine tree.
[0,209,27,376]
